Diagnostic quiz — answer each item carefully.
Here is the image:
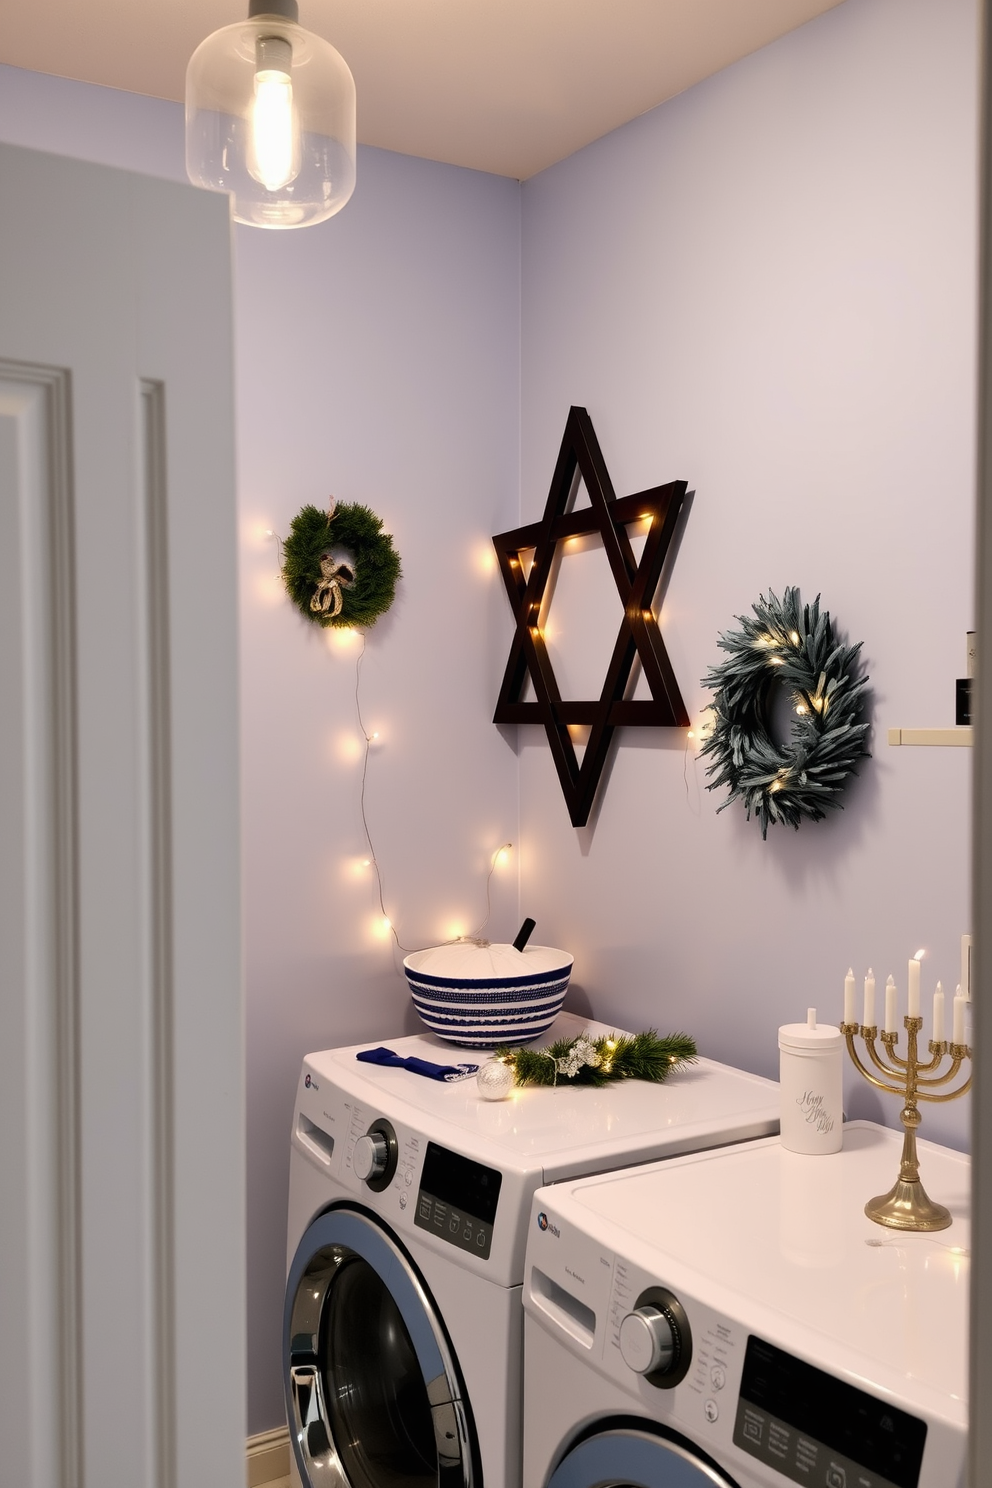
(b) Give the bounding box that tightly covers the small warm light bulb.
[329,627,359,651]
[369,914,389,940]
[249,36,300,192]
[790,631,800,645]
[336,732,364,762]
[362,858,370,867]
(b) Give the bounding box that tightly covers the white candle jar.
[778,1013,843,1155]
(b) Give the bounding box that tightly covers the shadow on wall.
[562,981,596,1021]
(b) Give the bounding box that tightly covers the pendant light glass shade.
[186,0,356,230]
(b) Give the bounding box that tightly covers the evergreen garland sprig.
[505,1029,697,1089]
[282,501,401,629]
[699,587,870,839]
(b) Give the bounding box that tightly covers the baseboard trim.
[247,1425,291,1487]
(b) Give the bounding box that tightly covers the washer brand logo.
[537,1212,560,1238]
[304,1073,319,1091]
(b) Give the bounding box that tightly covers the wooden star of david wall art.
[492,406,689,828]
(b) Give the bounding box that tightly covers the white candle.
[953,987,967,1046]
[932,984,945,1044]
[844,969,856,1025]
[961,935,972,1002]
[908,956,921,1018]
[864,969,876,1027]
[885,975,898,1033]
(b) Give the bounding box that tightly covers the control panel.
[414,1140,502,1260]
[291,1064,532,1283]
[733,1336,927,1488]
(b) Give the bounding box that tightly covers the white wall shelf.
[888,727,973,747]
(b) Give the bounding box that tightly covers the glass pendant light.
[186,0,356,230]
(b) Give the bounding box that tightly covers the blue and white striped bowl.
[403,943,573,1048]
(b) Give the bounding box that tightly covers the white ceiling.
[1,0,848,180]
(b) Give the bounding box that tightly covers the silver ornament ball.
[477,1059,515,1101]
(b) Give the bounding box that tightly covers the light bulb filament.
[250,35,299,192]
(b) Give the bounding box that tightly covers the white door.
[0,143,243,1488]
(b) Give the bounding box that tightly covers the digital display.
[734,1335,927,1488]
[414,1142,502,1260]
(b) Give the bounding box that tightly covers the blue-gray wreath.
[699,588,870,838]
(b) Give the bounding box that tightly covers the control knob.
[618,1305,676,1376]
[353,1131,389,1182]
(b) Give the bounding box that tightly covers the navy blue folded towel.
[356,1046,479,1082]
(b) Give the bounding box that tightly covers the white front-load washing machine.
[523,1121,969,1488]
[284,1011,780,1488]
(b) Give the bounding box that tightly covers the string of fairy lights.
[266,521,513,959]
[352,631,512,957]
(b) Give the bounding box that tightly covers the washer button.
[398,1192,408,1210]
[703,1399,719,1423]
[710,1365,726,1391]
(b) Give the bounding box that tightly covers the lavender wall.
[236,151,521,1432]
[517,0,977,1145]
[0,67,522,1434]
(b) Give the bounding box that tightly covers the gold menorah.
[840,1010,971,1231]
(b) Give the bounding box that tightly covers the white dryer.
[523,1121,968,1488]
[284,1011,780,1488]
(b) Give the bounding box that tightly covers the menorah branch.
[841,1027,900,1096]
[843,1015,971,1232]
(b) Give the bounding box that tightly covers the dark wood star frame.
[492,406,689,828]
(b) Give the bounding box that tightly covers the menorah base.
[865,1176,952,1232]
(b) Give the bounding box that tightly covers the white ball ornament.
[477,1059,515,1101]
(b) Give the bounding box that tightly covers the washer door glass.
[547,1427,740,1488]
[326,1255,437,1486]
[285,1207,473,1488]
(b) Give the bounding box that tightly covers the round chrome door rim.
[547,1427,739,1488]
[283,1205,475,1488]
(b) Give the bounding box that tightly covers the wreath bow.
[310,551,355,618]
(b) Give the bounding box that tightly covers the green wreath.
[699,588,870,838]
[281,501,401,629]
